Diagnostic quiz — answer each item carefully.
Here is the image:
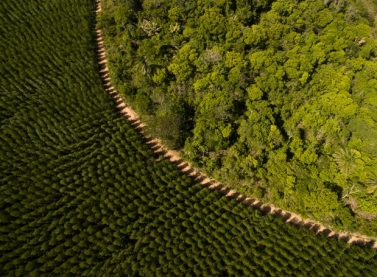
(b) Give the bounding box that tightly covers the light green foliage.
[152,68,167,84]
[246,85,263,101]
[298,182,341,216]
[224,51,243,68]
[101,0,377,234]
[188,91,235,152]
[168,43,198,81]
[356,194,377,215]
[243,25,267,46]
[198,7,227,40]
[316,8,334,28]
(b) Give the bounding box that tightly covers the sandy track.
[94,0,376,248]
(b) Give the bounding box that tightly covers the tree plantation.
[99,0,377,235]
[2,0,377,276]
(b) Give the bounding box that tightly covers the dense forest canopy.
[99,0,377,234]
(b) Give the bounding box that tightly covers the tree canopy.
[99,0,377,234]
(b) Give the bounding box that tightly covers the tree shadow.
[273,209,292,221]
[103,83,113,90]
[95,49,105,55]
[339,235,351,243]
[128,120,144,132]
[243,198,255,206]
[311,224,322,233]
[98,62,106,70]
[353,239,376,248]
[260,205,271,215]
[318,228,332,237]
[97,56,107,63]
[145,140,159,148]
[286,217,302,228]
[303,222,314,230]
[328,233,341,240]
[150,144,162,152]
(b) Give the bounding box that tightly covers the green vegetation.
[99,0,377,234]
[2,0,377,275]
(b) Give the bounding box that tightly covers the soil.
[94,0,377,249]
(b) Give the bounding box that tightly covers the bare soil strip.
[94,0,376,248]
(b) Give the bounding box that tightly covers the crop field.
[1,0,377,276]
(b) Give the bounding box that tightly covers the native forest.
[1,0,377,276]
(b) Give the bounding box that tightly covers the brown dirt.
[94,0,377,248]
